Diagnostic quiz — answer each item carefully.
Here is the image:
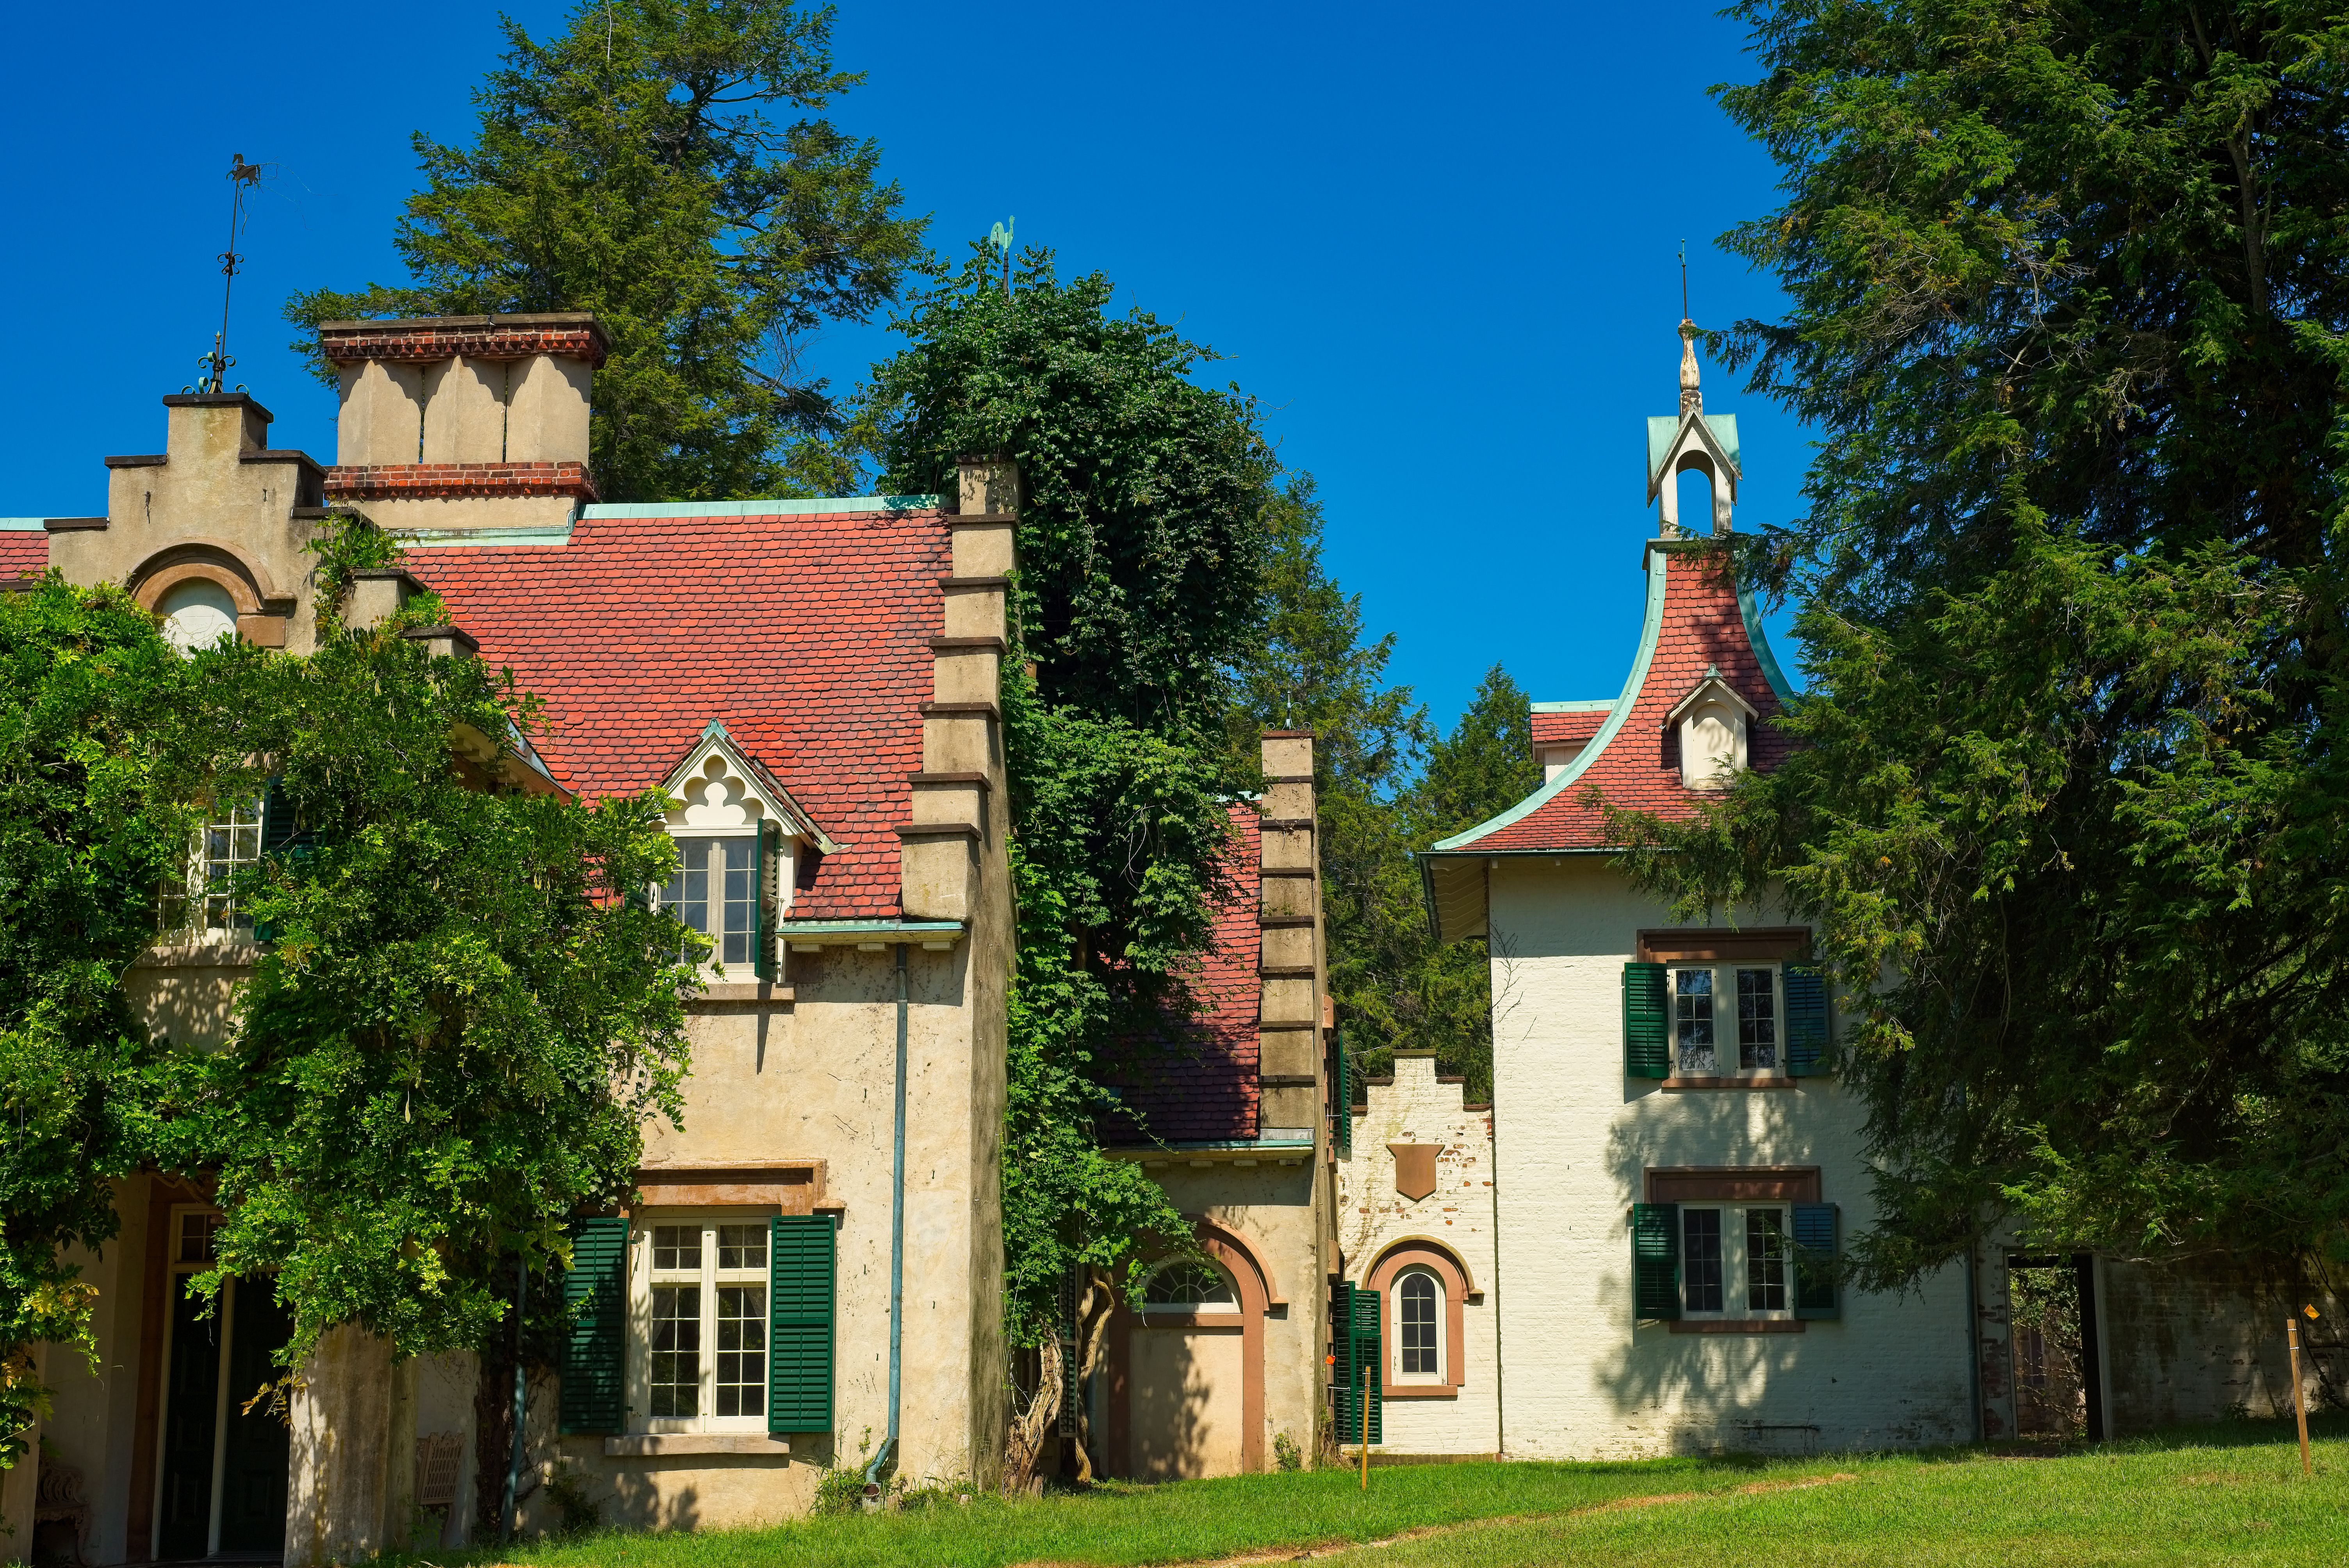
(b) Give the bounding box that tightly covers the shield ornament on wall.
[1389,1144,1438,1201]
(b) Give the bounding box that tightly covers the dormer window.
[652,720,840,981]
[1666,670,1757,792]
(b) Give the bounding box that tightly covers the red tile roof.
[1107,804,1264,1144]
[1443,544,1789,853]
[0,531,48,582]
[1530,709,1607,748]
[404,507,949,921]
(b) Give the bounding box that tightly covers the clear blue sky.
[1,1,1804,730]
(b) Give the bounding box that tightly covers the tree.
[287,0,925,502]
[861,248,1274,1404]
[149,545,696,1390]
[1611,0,2349,1287]
[0,578,212,1483]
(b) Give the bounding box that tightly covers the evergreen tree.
[1614,0,2349,1285]
[287,0,924,502]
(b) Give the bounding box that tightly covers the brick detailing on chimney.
[323,461,601,503]
[318,316,611,369]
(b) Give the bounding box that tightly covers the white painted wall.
[1485,856,1973,1458]
[1337,1055,1501,1456]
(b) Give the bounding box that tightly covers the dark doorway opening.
[156,1268,292,1559]
[2007,1253,2104,1441]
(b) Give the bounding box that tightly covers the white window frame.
[652,831,761,978]
[167,800,262,940]
[1140,1258,1240,1316]
[1392,1267,1444,1384]
[627,1210,773,1434]
[1677,1203,1795,1321]
[1668,962,1786,1077]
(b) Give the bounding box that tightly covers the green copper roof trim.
[1428,549,1671,852]
[1736,579,1799,706]
[1530,698,1615,714]
[0,518,48,531]
[1645,412,1742,487]
[582,494,940,520]
[403,526,574,547]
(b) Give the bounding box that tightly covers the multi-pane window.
[1398,1271,1439,1377]
[1746,1210,1788,1311]
[1674,969,1716,1074]
[1671,964,1784,1076]
[1737,968,1778,1070]
[1677,1206,1792,1317]
[1682,1208,1725,1313]
[659,839,757,968]
[1142,1260,1237,1313]
[168,801,262,933]
[637,1217,769,1430]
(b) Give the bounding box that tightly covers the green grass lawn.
[446,1415,2349,1568]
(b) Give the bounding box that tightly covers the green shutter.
[1792,1202,1841,1319]
[752,824,775,982]
[1330,1281,1382,1444]
[1624,962,1670,1078]
[1785,964,1830,1076]
[769,1215,836,1434]
[1631,1202,1681,1322]
[1334,1035,1355,1159]
[558,1217,629,1434]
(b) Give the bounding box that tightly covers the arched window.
[1143,1260,1238,1313]
[1396,1268,1442,1381]
[157,578,239,656]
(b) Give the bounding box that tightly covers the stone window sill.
[603,1433,791,1457]
[1382,1382,1461,1399]
[1668,1319,1806,1335]
[1661,1076,1795,1091]
[690,981,795,1004]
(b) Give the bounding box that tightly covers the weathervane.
[989,217,1014,300]
[196,154,264,394]
[1679,239,1690,323]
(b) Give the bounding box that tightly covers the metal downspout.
[1964,1241,1984,1443]
[866,942,911,1491]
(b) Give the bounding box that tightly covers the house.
[1371,321,2335,1460]
[6,311,1344,1562]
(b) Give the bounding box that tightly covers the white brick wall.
[1337,1053,1501,1455]
[1484,857,1973,1458]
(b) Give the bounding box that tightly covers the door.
[154,1272,291,1559]
[1128,1326,1245,1479]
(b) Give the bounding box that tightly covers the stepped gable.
[1442,543,1791,853]
[0,532,46,581]
[1103,804,1264,1144]
[403,503,949,921]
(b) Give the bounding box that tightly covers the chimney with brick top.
[319,314,609,535]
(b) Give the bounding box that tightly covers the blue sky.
[2,1,1803,730]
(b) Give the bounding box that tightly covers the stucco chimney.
[318,314,609,536]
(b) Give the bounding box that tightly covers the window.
[165,800,262,934]
[634,1217,769,1431]
[1670,964,1785,1077]
[1396,1269,1441,1380]
[658,838,756,968]
[1142,1260,1237,1313]
[1675,1206,1791,1319]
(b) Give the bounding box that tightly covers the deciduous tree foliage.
[0,579,213,1470]
[287,0,924,502]
[1612,0,2349,1285]
[863,248,1275,1348]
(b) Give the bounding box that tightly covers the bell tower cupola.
[1645,319,1742,538]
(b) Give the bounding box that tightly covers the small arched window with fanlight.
[1142,1259,1239,1315]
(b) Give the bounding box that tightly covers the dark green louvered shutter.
[1624,962,1670,1078]
[769,1215,836,1434]
[752,823,775,981]
[1785,964,1830,1076]
[1631,1202,1681,1322]
[258,778,297,856]
[1330,1281,1382,1444]
[1792,1203,1841,1319]
[559,1218,628,1434]
[1334,1035,1355,1159]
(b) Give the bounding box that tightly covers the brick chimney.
[319,314,610,535]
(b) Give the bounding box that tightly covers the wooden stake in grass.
[2288,1315,2312,1476]
[1360,1366,1371,1491]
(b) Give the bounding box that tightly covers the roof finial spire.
[1678,242,1702,417]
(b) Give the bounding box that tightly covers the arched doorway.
[1107,1224,1273,1478]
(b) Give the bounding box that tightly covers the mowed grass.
[438,1415,2349,1568]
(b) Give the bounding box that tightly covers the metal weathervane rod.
[202,154,264,394]
[1680,239,1690,323]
